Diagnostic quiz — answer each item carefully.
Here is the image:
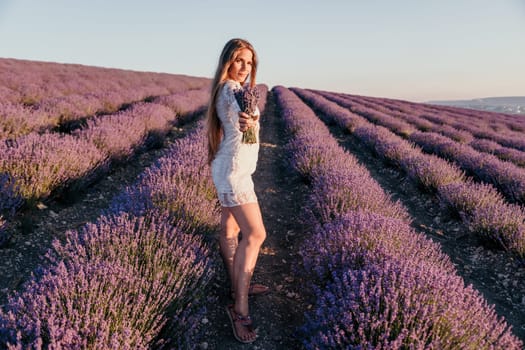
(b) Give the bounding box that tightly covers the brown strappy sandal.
[225,304,257,343]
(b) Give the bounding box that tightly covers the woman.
[206,38,268,343]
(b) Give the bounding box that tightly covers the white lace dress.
[211,80,260,207]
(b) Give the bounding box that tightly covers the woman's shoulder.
[219,80,241,102]
[217,80,241,106]
[222,79,241,92]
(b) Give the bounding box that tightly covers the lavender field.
[1,58,524,349]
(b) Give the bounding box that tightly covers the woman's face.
[228,48,253,84]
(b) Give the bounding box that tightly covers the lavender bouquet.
[234,86,259,144]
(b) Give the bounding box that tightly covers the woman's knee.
[221,223,240,239]
[247,227,266,245]
[221,214,240,238]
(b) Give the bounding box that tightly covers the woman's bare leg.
[219,208,240,290]
[228,202,266,317]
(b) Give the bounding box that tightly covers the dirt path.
[320,114,525,341]
[201,93,309,349]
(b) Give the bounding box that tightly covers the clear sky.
[0,0,524,102]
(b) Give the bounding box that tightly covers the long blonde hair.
[206,38,258,164]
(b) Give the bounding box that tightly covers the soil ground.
[1,93,524,349]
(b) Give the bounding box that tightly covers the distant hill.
[428,96,525,115]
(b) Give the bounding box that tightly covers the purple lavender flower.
[0,211,214,349]
[256,84,269,114]
[301,211,455,283]
[469,202,525,256]
[0,172,23,246]
[0,172,22,215]
[233,86,259,144]
[153,88,210,117]
[0,132,106,203]
[403,153,466,191]
[409,131,525,204]
[0,101,52,139]
[274,85,523,347]
[301,260,522,349]
[438,181,505,218]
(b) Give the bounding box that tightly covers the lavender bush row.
[153,88,210,118]
[470,138,525,167]
[38,92,126,126]
[274,86,522,348]
[473,129,525,152]
[102,122,219,344]
[365,94,525,152]
[416,107,525,152]
[0,93,203,203]
[0,132,106,203]
[388,100,525,154]
[327,91,476,145]
[302,252,521,349]
[318,91,416,137]
[356,94,525,167]
[274,86,408,224]
[422,101,525,132]
[290,88,364,132]
[126,102,178,146]
[0,58,209,136]
[0,102,173,204]
[438,182,525,256]
[0,212,214,349]
[317,91,525,204]
[0,97,201,249]
[351,92,525,136]
[0,102,52,140]
[0,124,218,348]
[297,88,465,191]
[256,84,269,115]
[298,89,525,261]
[363,98,525,166]
[361,95,477,143]
[109,122,219,233]
[301,211,456,283]
[419,110,505,135]
[408,131,525,204]
[277,99,345,180]
[35,88,174,130]
[75,102,175,161]
[0,58,209,107]
[0,173,23,247]
[340,93,525,155]
[347,94,525,167]
[0,93,151,140]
